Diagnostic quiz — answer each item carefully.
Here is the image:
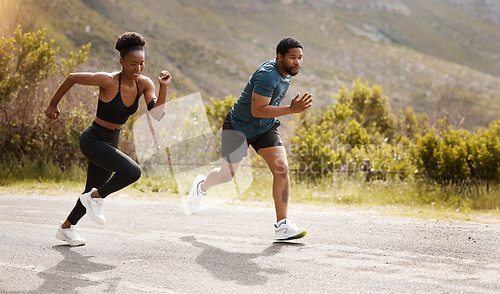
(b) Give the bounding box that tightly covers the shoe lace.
[92,198,103,214]
[97,199,103,213]
[66,227,78,239]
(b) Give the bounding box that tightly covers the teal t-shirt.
[230,59,291,138]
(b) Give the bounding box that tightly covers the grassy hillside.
[7,0,500,130]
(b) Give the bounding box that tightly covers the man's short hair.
[276,37,303,56]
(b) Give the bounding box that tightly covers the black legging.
[67,121,141,225]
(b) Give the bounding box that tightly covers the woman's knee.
[126,164,142,183]
[132,166,142,182]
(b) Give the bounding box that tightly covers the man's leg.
[200,158,241,192]
[187,158,241,213]
[187,118,247,213]
[257,146,289,222]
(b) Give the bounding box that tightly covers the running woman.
[187,37,313,241]
[45,32,172,246]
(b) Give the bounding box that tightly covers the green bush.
[204,95,237,131]
[290,78,416,178]
[468,121,500,182]
[413,121,500,184]
[439,129,470,182]
[335,78,395,141]
[0,26,90,165]
[413,127,469,183]
[395,107,430,141]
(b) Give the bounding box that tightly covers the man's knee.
[272,168,289,179]
[219,171,235,183]
[271,160,289,178]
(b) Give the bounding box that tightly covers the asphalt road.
[0,194,499,293]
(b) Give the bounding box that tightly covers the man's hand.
[289,92,313,114]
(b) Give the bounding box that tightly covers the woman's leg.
[87,147,141,198]
[65,161,113,226]
[63,125,141,227]
[79,128,141,198]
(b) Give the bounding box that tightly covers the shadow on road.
[181,235,305,285]
[7,245,120,293]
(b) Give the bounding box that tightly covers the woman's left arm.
[142,71,172,120]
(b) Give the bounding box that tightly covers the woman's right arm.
[45,72,114,120]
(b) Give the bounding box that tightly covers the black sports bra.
[96,73,140,124]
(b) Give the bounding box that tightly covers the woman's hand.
[45,104,61,120]
[158,70,172,87]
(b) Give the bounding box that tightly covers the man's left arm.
[250,92,313,118]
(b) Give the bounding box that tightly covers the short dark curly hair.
[115,32,146,58]
[276,37,303,56]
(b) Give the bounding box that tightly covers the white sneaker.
[187,175,206,213]
[55,222,86,246]
[273,218,307,241]
[80,188,106,225]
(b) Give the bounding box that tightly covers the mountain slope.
[13,0,500,130]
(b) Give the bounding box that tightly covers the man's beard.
[286,66,300,76]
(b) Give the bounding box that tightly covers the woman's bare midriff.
[94,117,124,130]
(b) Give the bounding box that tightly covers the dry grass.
[1,160,498,225]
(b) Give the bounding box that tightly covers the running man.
[187,37,313,241]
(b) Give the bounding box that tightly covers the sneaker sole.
[274,230,308,241]
[55,231,86,246]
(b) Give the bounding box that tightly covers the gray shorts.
[221,113,283,163]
